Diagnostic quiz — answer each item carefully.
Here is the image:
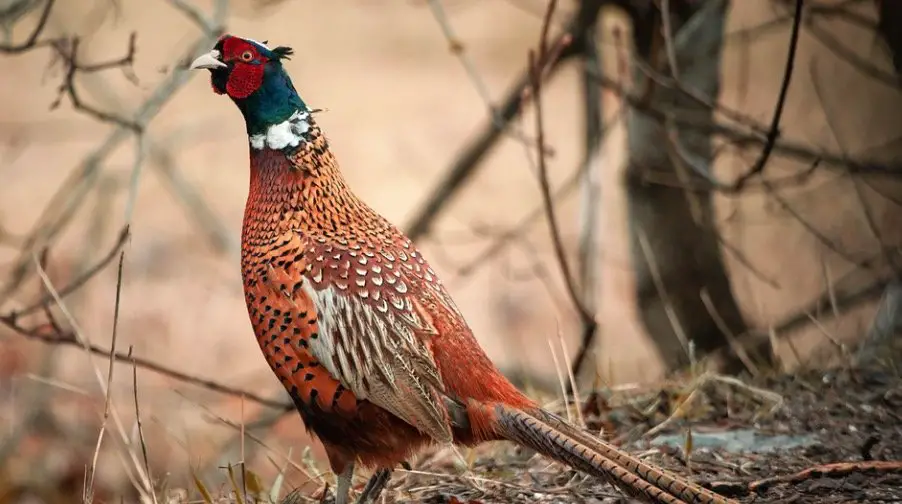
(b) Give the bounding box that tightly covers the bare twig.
[86,250,126,501]
[716,272,893,364]
[129,346,153,494]
[0,307,291,410]
[32,254,155,501]
[711,460,902,497]
[636,228,692,359]
[454,164,585,279]
[63,335,285,412]
[0,0,227,306]
[0,0,56,53]
[568,0,606,384]
[426,0,532,145]
[587,65,902,181]
[527,0,595,329]
[168,0,220,34]
[547,338,572,424]
[728,0,804,191]
[700,289,759,377]
[526,0,602,398]
[9,226,129,318]
[761,179,875,271]
[659,0,680,81]
[49,32,141,131]
[807,10,902,90]
[404,4,585,240]
[149,141,238,256]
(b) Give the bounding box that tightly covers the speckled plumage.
[190,34,739,504]
[239,123,512,467]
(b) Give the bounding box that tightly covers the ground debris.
[372,365,902,503]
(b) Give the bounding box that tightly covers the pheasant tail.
[486,403,732,504]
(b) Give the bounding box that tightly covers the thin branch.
[806,9,902,90]
[729,0,804,190]
[568,0,606,388]
[660,0,680,81]
[454,110,627,283]
[809,55,899,274]
[31,252,156,499]
[528,0,594,328]
[0,0,227,306]
[168,0,221,35]
[130,346,153,492]
[426,0,530,144]
[587,64,902,182]
[149,141,238,256]
[9,226,129,318]
[453,164,584,279]
[86,248,126,499]
[761,179,875,271]
[0,315,292,411]
[0,0,56,53]
[636,228,692,359]
[404,6,584,240]
[49,33,141,132]
[715,263,895,365]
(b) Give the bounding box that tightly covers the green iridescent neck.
[225,61,309,139]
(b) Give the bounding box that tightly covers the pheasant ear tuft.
[271,46,294,61]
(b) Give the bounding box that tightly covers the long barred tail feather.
[488,403,737,504]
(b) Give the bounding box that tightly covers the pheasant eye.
[240,50,254,62]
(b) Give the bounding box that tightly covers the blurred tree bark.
[714,0,902,368]
[621,0,756,373]
[856,0,902,361]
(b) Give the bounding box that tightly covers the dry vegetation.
[1,0,902,503]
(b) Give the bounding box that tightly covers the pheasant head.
[189,34,374,244]
[190,35,312,150]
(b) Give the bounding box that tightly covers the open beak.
[189,50,227,70]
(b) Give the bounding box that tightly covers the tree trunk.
[622,0,755,373]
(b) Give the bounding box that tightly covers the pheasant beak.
[189,50,227,70]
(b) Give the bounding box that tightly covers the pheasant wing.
[264,229,458,444]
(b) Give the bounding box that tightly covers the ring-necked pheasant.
[189,35,737,504]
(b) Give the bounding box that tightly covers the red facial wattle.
[225,64,265,99]
[219,36,269,99]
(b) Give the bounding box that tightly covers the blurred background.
[1,0,901,502]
